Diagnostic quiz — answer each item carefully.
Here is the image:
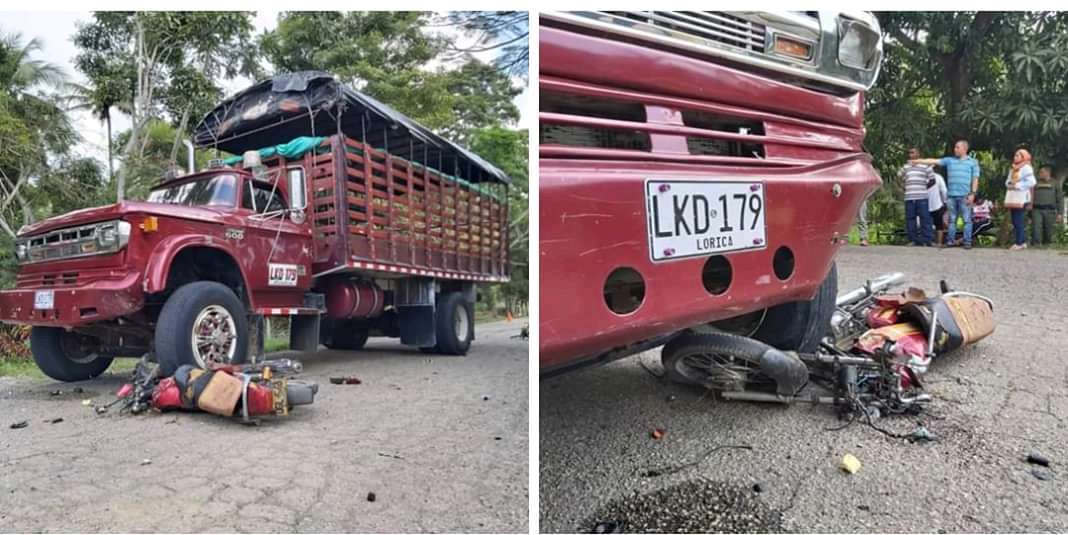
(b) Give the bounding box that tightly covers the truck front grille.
[604,11,766,53]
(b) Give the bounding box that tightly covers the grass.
[0,356,140,379]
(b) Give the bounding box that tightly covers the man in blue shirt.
[912,140,981,249]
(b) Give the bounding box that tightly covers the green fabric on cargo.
[222,136,327,165]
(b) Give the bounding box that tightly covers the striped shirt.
[899,164,935,201]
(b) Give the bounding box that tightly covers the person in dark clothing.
[1031,165,1063,246]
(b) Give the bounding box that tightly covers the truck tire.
[752,263,838,353]
[155,281,248,376]
[432,292,474,355]
[325,321,369,351]
[30,327,113,382]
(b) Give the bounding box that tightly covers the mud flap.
[289,314,321,352]
[398,305,435,347]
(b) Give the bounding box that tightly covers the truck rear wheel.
[155,281,248,376]
[752,263,837,353]
[30,327,113,382]
[428,292,474,355]
[325,320,369,350]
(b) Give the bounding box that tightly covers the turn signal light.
[773,36,813,60]
[140,216,159,233]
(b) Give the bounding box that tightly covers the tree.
[445,11,529,79]
[468,126,528,315]
[260,11,521,143]
[872,13,1068,172]
[0,31,76,237]
[73,12,261,201]
[65,80,129,183]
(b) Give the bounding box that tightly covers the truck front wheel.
[752,263,838,353]
[429,292,474,355]
[30,327,113,382]
[155,281,249,376]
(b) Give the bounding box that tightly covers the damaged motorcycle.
[660,273,995,421]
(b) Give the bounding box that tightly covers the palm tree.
[65,82,128,183]
[0,30,75,233]
[0,32,66,94]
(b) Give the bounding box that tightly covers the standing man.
[928,170,948,246]
[912,140,981,249]
[1031,164,1063,246]
[898,147,936,246]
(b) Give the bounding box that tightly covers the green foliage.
[868,12,1068,193]
[446,11,529,78]
[261,11,521,144]
[469,126,529,314]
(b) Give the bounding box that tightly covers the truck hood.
[18,201,231,237]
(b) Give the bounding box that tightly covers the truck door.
[240,170,314,300]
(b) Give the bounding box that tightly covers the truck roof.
[192,71,511,185]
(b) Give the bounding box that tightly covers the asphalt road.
[0,320,529,533]
[540,246,1068,533]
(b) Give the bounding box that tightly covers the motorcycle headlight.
[838,18,882,71]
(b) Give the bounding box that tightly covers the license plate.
[646,179,767,262]
[34,290,54,310]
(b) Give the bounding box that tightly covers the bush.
[0,324,30,362]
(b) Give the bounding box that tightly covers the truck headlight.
[95,220,131,251]
[838,18,882,71]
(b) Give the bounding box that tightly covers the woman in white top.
[1005,148,1037,250]
[927,172,948,245]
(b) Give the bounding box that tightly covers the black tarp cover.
[192,71,511,185]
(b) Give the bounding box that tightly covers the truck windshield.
[146,174,237,207]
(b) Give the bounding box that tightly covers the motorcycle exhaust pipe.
[835,272,906,307]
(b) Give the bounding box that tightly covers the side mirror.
[288,167,307,224]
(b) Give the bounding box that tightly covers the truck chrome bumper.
[0,272,143,327]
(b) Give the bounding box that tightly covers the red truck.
[0,72,511,382]
[539,12,884,376]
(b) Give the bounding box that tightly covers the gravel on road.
[1,320,529,533]
[540,246,1068,533]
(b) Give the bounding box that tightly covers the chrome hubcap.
[191,305,237,367]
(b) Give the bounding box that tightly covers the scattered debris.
[47,418,62,424]
[366,492,377,502]
[666,395,677,402]
[593,521,620,533]
[73,387,83,394]
[49,390,61,396]
[9,420,28,429]
[81,399,92,406]
[1031,468,1053,481]
[650,428,665,440]
[751,483,764,493]
[494,436,502,441]
[1026,452,1050,467]
[857,505,871,512]
[481,395,491,401]
[329,377,362,385]
[140,459,152,466]
[641,444,752,478]
[839,454,862,474]
[584,479,782,533]
[909,426,937,443]
[377,452,405,460]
